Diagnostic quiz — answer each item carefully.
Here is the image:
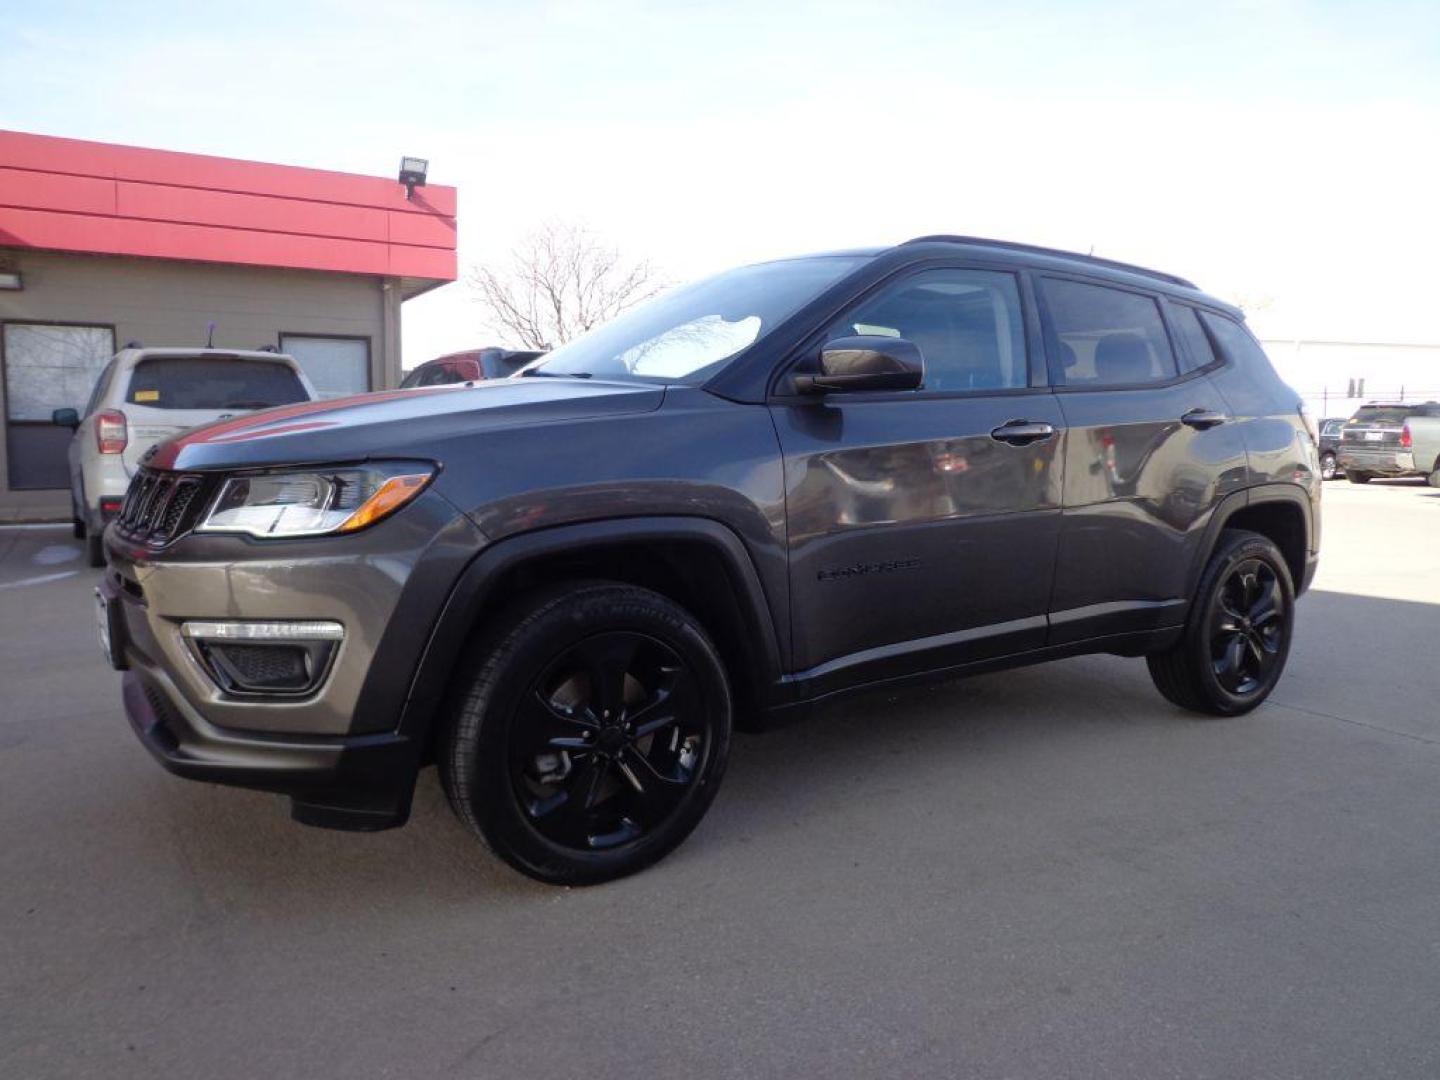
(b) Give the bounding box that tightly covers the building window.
[279,334,371,400]
[3,322,115,490]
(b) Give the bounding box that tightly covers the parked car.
[54,347,316,566]
[99,235,1319,885]
[1337,401,1440,484]
[1318,418,1347,480]
[398,347,544,388]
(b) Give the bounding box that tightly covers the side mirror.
[795,336,924,394]
[52,407,80,429]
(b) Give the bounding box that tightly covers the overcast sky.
[4,0,1439,363]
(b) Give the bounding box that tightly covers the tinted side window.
[1199,312,1273,373]
[405,363,458,387]
[827,268,1027,392]
[1166,304,1218,373]
[1042,278,1178,386]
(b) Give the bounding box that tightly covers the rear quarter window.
[1199,312,1274,373]
[124,357,309,409]
[1165,303,1219,373]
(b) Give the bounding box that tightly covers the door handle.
[1181,408,1230,431]
[990,420,1057,446]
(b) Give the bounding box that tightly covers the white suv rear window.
[125,357,308,410]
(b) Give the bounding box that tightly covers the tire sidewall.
[1184,533,1296,716]
[454,585,732,885]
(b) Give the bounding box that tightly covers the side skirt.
[759,625,1183,725]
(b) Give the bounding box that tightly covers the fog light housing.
[182,621,342,697]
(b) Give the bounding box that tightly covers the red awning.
[0,130,456,287]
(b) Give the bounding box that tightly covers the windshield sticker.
[133,389,160,402]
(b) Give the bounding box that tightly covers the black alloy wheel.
[1147,529,1295,716]
[442,581,732,885]
[1208,559,1285,696]
[510,631,710,852]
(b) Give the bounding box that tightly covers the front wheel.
[1319,452,1337,481]
[1147,530,1295,717]
[441,581,732,885]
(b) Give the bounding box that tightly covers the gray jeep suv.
[100,236,1321,884]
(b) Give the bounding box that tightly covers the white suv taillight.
[95,409,128,455]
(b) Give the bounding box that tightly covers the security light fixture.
[0,271,21,290]
[398,156,428,199]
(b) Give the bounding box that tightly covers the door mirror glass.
[797,336,924,394]
[51,407,80,428]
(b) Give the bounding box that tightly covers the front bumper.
[104,485,486,828]
[122,663,418,829]
[1337,448,1417,476]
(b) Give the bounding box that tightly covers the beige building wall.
[0,249,404,520]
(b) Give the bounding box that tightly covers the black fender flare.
[395,515,784,748]
[1184,482,1316,600]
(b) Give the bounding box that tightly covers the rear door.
[772,264,1065,691]
[1039,276,1248,644]
[116,355,311,471]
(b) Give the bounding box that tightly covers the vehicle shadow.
[31,586,1440,914]
[133,648,1200,911]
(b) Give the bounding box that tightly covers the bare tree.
[468,221,663,350]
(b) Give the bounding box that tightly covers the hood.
[144,377,666,472]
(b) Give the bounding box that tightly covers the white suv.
[54,347,317,566]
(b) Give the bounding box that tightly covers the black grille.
[116,469,211,545]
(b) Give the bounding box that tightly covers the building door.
[3,322,115,490]
[279,335,371,400]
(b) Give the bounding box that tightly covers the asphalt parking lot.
[3,481,1439,1079]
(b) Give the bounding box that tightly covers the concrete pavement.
[2,480,1439,1078]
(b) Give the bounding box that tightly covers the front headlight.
[197,463,435,539]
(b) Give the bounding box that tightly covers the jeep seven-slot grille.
[116,469,211,545]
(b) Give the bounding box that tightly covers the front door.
[771,266,1065,693]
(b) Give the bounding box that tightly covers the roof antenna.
[1087,244,1095,256]
[206,320,216,348]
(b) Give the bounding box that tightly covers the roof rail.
[900,235,1197,289]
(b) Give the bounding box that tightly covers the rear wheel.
[1346,471,1371,484]
[1147,529,1295,717]
[1428,458,1440,488]
[1319,452,1337,481]
[441,581,732,885]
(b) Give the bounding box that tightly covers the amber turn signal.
[336,473,433,533]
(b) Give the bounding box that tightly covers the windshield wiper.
[520,369,593,379]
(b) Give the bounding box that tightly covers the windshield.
[125,357,309,410]
[526,256,868,384]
